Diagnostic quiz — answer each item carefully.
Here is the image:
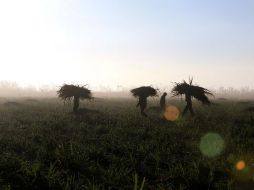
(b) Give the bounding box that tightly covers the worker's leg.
[189,104,195,116]
[183,105,189,116]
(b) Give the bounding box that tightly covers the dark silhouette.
[57,84,93,113]
[183,91,194,116]
[172,78,213,116]
[131,86,158,117]
[160,92,167,110]
[136,95,148,117]
[73,95,79,112]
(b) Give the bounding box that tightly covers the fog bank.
[0,81,253,100]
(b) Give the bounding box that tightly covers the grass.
[0,98,253,189]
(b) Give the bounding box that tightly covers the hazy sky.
[0,0,253,90]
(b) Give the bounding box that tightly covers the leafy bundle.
[172,81,213,105]
[130,86,158,98]
[57,84,92,101]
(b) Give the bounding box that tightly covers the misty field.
[0,98,253,190]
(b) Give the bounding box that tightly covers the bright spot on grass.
[236,160,246,171]
[164,105,180,121]
[199,133,225,157]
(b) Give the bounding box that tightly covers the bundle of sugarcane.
[57,84,92,101]
[130,86,158,98]
[172,81,213,105]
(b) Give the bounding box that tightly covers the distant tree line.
[0,81,56,97]
[215,87,254,99]
[0,81,254,99]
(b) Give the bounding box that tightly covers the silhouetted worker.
[160,92,167,110]
[131,86,158,117]
[136,95,148,117]
[183,91,194,116]
[73,96,80,113]
[172,79,213,117]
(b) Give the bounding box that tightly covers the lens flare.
[164,105,180,121]
[199,133,225,157]
[236,160,246,171]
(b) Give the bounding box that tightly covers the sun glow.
[0,0,76,86]
[0,0,119,88]
[0,0,253,89]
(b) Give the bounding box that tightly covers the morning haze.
[0,0,253,90]
[1,1,254,189]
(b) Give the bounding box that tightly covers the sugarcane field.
[1,0,254,189]
[0,84,254,189]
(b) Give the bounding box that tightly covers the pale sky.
[0,0,253,90]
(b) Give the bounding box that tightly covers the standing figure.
[160,92,167,110]
[131,86,158,117]
[171,78,213,116]
[73,95,80,113]
[57,84,93,113]
[136,95,148,117]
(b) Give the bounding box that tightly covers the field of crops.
[0,98,253,190]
